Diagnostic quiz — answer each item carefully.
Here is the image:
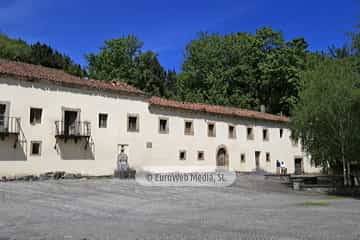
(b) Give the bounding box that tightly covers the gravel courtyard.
[0,175,359,240]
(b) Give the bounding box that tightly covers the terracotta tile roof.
[0,59,144,95]
[0,59,289,123]
[149,97,290,123]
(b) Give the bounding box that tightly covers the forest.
[0,27,357,116]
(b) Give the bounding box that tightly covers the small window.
[197,151,204,160]
[240,153,246,163]
[30,108,42,124]
[179,150,186,160]
[228,125,236,139]
[159,118,169,134]
[280,128,284,138]
[247,127,254,140]
[184,120,193,135]
[263,129,269,141]
[266,152,271,162]
[207,123,216,137]
[98,113,108,128]
[0,104,6,115]
[127,114,139,132]
[146,142,152,148]
[31,141,42,156]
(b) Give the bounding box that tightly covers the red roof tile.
[0,59,289,123]
[149,97,290,123]
[0,59,144,95]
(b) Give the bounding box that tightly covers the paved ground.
[0,174,359,240]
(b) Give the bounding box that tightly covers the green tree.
[349,25,360,56]
[86,36,167,96]
[0,34,31,62]
[133,51,166,96]
[291,59,360,186]
[30,42,85,77]
[181,27,309,115]
[163,69,179,99]
[0,34,85,77]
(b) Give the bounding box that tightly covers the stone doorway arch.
[216,145,229,170]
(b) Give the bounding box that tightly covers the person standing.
[276,160,281,175]
[283,161,287,175]
[280,161,286,175]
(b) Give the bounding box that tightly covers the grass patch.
[298,201,330,207]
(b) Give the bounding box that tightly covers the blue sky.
[0,0,359,71]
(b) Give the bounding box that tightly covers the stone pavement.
[0,174,359,240]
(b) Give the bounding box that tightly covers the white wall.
[0,77,320,176]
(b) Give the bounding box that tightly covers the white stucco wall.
[0,77,320,176]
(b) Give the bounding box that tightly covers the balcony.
[0,116,20,135]
[0,116,27,149]
[55,121,93,150]
[55,120,91,138]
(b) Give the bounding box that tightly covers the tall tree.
[349,24,360,56]
[163,69,179,99]
[291,59,360,186]
[0,34,85,77]
[86,35,167,96]
[30,42,85,77]
[133,51,166,96]
[181,27,309,115]
[0,34,31,62]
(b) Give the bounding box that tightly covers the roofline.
[0,59,146,97]
[0,60,290,123]
[148,97,290,124]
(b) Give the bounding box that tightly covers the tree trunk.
[342,158,347,186]
[347,161,352,187]
[341,144,347,186]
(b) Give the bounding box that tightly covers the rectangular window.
[247,127,254,140]
[280,128,284,138]
[207,123,216,137]
[30,108,42,124]
[179,150,186,160]
[31,141,42,156]
[263,129,269,141]
[240,153,246,163]
[127,114,139,132]
[184,120,194,135]
[159,118,169,134]
[98,113,108,128]
[0,104,6,115]
[266,152,271,162]
[228,125,236,139]
[197,151,204,160]
[0,103,8,129]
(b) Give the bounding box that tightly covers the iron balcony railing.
[0,116,21,134]
[55,121,91,137]
[0,115,27,151]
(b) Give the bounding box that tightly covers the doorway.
[294,158,303,175]
[255,151,261,171]
[63,110,79,136]
[216,146,228,169]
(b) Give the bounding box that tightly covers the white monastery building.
[0,59,319,176]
